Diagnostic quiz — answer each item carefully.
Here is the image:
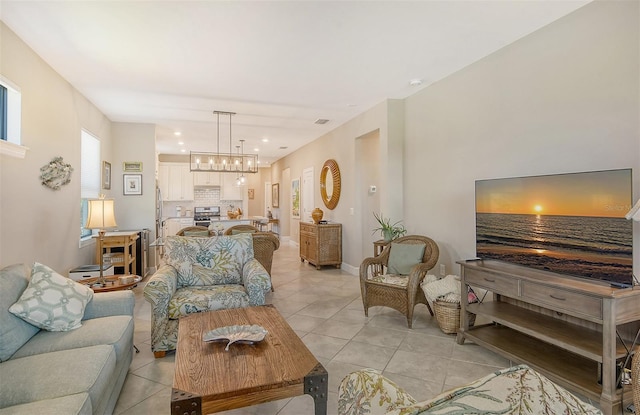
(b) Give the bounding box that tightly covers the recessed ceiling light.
[314,119,329,125]
[261,138,268,143]
[409,79,423,86]
[254,148,259,152]
[174,131,181,136]
[180,149,186,153]
[178,141,184,145]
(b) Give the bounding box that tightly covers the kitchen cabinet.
[158,163,194,201]
[221,173,243,200]
[165,218,194,235]
[193,172,221,186]
[300,222,342,269]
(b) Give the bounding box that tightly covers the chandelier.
[190,111,259,174]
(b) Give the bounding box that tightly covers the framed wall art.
[248,188,255,200]
[272,183,280,208]
[291,178,300,218]
[123,174,142,195]
[123,161,143,172]
[102,161,111,190]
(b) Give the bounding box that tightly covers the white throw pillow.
[9,262,93,331]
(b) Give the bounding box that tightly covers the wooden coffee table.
[172,305,328,415]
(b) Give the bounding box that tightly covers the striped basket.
[433,299,476,334]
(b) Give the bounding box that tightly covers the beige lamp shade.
[86,198,117,229]
[626,199,640,222]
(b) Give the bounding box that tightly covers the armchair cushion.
[164,234,255,287]
[168,285,250,319]
[338,365,601,415]
[387,243,425,275]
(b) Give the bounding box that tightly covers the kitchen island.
[162,217,251,236]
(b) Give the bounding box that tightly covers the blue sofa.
[0,264,135,415]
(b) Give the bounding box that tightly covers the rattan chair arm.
[359,255,386,281]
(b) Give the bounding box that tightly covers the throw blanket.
[421,274,461,303]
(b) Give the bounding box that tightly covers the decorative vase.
[312,208,324,224]
[383,229,394,242]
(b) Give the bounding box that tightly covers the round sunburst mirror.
[320,159,341,210]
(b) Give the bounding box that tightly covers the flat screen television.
[475,168,633,286]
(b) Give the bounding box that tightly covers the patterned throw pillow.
[9,262,94,332]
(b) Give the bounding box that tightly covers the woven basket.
[433,300,476,334]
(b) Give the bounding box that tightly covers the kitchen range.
[193,206,221,227]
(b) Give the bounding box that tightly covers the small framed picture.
[272,183,280,208]
[248,188,255,200]
[123,174,142,195]
[102,161,111,190]
[123,161,143,172]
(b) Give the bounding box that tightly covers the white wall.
[0,22,113,273]
[403,0,640,276]
[112,123,157,236]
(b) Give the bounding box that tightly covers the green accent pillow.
[231,229,256,235]
[183,230,210,237]
[9,262,94,332]
[387,243,426,275]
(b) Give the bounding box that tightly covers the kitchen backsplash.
[162,187,242,218]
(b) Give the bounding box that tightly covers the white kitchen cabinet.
[158,163,194,201]
[164,218,194,235]
[221,173,243,200]
[193,172,221,186]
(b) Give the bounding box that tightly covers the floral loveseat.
[338,364,602,415]
[143,233,271,357]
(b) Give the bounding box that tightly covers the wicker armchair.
[360,235,439,328]
[176,226,215,236]
[224,224,260,235]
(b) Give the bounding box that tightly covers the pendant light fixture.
[190,111,259,174]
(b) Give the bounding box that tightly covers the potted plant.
[372,212,407,242]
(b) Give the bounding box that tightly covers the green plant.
[372,212,407,242]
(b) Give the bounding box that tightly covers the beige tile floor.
[113,242,513,415]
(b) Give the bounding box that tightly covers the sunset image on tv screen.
[475,169,633,285]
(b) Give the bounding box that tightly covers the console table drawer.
[522,282,602,320]
[464,269,519,296]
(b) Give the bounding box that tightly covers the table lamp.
[86,195,117,287]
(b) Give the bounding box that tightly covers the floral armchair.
[338,364,601,415]
[143,233,271,357]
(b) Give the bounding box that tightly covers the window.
[0,76,21,144]
[80,130,100,241]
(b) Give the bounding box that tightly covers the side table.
[80,275,142,293]
[373,240,389,256]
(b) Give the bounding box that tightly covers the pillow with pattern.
[9,262,94,331]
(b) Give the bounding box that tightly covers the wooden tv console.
[457,259,640,415]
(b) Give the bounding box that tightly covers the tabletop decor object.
[40,156,73,190]
[203,324,268,351]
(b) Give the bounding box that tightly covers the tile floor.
[113,241,513,415]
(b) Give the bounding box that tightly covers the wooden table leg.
[172,388,202,415]
[304,363,328,415]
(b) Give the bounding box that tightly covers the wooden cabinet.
[158,163,194,201]
[193,172,221,186]
[457,259,640,415]
[299,222,341,269]
[94,231,138,275]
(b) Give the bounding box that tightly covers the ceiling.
[0,1,590,165]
